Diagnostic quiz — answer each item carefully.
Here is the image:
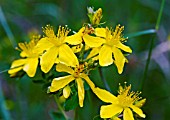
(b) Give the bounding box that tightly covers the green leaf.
[32,80,45,84]
[93,115,102,120]
[64,92,79,111]
[50,111,65,120]
[84,80,90,90]
[125,29,156,38]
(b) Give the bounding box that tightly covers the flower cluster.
[8,7,146,120]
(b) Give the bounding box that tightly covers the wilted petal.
[76,77,84,107]
[100,104,123,118]
[95,28,106,38]
[59,44,79,67]
[83,34,105,47]
[115,42,132,53]
[112,47,126,74]
[130,105,146,118]
[50,75,75,92]
[56,63,74,74]
[123,108,134,120]
[99,45,113,66]
[93,87,118,103]
[23,57,38,77]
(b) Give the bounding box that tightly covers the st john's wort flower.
[93,83,146,120]
[35,25,78,73]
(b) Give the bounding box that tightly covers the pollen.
[112,24,125,42]
[117,83,141,108]
[18,39,39,57]
[57,26,70,39]
[73,64,85,78]
[42,25,55,38]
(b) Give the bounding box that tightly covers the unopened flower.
[93,83,146,120]
[87,7,103,25]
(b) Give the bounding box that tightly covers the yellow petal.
[95,28,106,38]
[10,59,26,68]
[134,98,146,108]
[76,77,84,107]
[20,51,27,57]
[123,108,134,120]
[130,105,146,118]
[80,73,95,89]
[50,75,75,92]
[35,37,54,53]
[93,87,118,103]
[83,34,105,47]
[112,47,126,74]
[40,46,59,73]
[71,44,83,53]
[56,63,74,74]
[112,117,121,120]
[99,45,113,66]
[55,58,60,63]
[65,34,82,45]
[63,85,71,99]
[100,104,123,118]
[115,42,132,53]
[23,57,38,77]
[86,47,100,60]
[8,66,23,74]
[65,27,85,45]
[59,44,79,67]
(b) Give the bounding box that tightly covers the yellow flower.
[65,26,105,47]
[50,61,95,107]
[35,25,78,73]
[8,38,40,77]
[93,25,132,74]
[93,83,146,120]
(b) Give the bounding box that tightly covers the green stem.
[79,43,85,62]
[140,0,165,90]
[155,0,165,30]
[74,107,79,120]
[98,67,111,91]
[54,95,68,120]
[0,6,16,48]
[87,90,93,109]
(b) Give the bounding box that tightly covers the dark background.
[0,0,170,120]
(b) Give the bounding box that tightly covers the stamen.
[42,25,55,38]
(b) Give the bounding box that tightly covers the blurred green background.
[0,0,170,120]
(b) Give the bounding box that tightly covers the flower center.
[105,25,125,47]
[117,84,141,108]
[73,64,84,78]
[18,39,39,58]
[43,25,70,46]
